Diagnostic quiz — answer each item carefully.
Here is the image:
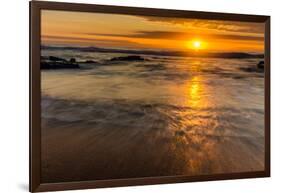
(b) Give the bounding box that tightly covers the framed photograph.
[30,1,270,192]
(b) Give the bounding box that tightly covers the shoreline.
[41,96,264,183]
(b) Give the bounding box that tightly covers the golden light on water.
[182,62,210,110]
[180,75,205,110]
[189,76,201,108]
[190,80,199,97]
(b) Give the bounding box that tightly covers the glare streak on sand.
[41,50,265,183]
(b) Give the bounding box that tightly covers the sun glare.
[186,39,205,51]
[193,41,201,49]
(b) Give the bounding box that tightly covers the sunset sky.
[41,10,265,53]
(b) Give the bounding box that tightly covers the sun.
[185,39,207,51]
[193,40,202,49]
[185,39,206,51]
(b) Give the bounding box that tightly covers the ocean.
[41,47,265,183]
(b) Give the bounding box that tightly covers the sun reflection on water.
[185,76,207,109]
[173,73,221,174]
[190,77,200,107]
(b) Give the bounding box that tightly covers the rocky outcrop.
[257,61,264,69]
[41,56,80,69]
[48,56,67,62]
[239,61,265,73]
[41,62,80,69]
[110,55,145,61]
[82,60,98,64]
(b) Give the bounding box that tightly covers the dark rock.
[49,56,67,62]
[41,61,80,69]
[83,60,98,64]
[257,61,264,69]
[239,64,264,73]
[69,58,76,63]
[41,55,80,69]
[110,55,145,61]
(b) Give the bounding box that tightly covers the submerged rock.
[110,55,145,61]
[257,61,264,69]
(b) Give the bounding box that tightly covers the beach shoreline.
[41,96,264,183]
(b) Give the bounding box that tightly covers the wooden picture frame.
[30,1,270,192]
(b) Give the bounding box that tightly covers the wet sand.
[41,97,264,183]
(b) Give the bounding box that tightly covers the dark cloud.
[42,35,139,45]
[141,16,265,34]
[84,30,264,42]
